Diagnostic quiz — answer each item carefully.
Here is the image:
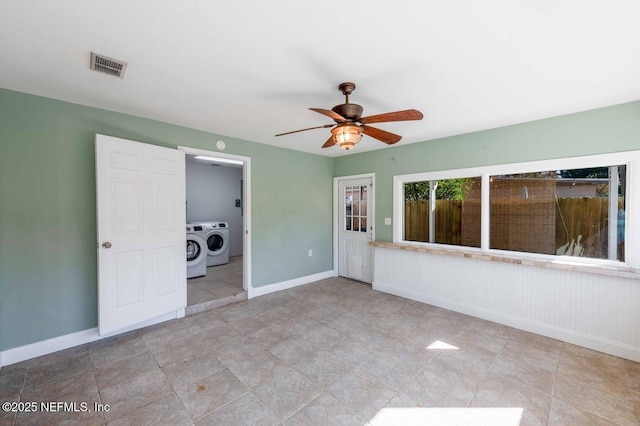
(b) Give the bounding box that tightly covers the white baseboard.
[0,310,181,367]
[373,281,640,363]
[248,270,334,299]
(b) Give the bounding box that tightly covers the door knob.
[102,242,112,249]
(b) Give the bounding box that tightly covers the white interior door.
[338,177,374,283]
[96,134,186,335]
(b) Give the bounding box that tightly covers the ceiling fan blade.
[275,123,335,137]
[359,109,423,125]
[362,125,402,145]
[309,108,347,122]
[321,136,336,148]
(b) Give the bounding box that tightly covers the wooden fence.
[404,197,624,258]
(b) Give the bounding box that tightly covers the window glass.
[345,185,368,233]
[489,166,625,261]
[404,177,481,247]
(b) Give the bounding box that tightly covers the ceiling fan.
[275,82,423,151]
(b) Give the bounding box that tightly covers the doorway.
[178,146,251,313]
[333,173,375,284]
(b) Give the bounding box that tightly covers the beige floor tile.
[499,339,560,373]
[382,334,441,372]
[508,329,564,355]
[471,374,552,425]
[14,402,105,426]
[548,398,617,426]
[162,352,224,392]
[22,369,98,402]
[325,339,374,368]
[404,359,479,408]
[451,328,509,354]
[209,335,264,367]
[148,333,208,367]
[90,331,148,367]
[94,350,159,390]
[227,307,291,335]
[0,369,25,393]
[11,344,89,370]
[328,370,397,420]
[294,350,353,389]
[182,310,228,335]
[553,374,637,425]
[557,345,628,397]
[138,319,190,352]
[302,304,354,325]
[23,350,93,392]
[100,368,174,423]
[268,334,322,366]
[253,368,322,420]
[248,322,294,349]
[429,343,498,384]
[284,392,367,426]
[624,359,640,402]
[176,368,247,421]
[487,354,555,395]
[196,392,280,426]
[355,350,417,393]
[198,322,244,349]
[107,393,192,426]
[373,310,423,336]
[227,350,290,389]
[303,323,347,349]
[347,323,400,350]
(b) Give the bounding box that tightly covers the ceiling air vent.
[90,52,127,78]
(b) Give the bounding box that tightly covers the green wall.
[334,101,640,242]
[0,89,333,352]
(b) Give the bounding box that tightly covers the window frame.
[393,150,640,269]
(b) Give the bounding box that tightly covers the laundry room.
[185,154,244,307]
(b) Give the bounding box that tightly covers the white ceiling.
[2,1,639,157]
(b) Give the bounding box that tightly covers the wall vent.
[90,52,127,78]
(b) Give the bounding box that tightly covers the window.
[404,177,481,248]
[393,151,638,267]
[489,166,625,261]
[345,184,367,232]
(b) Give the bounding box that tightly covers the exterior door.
[338,176,374,283]
[96,134,186,335]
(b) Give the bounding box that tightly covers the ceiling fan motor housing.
[332,103,363,121]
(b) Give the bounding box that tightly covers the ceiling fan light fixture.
[332,124,363,151]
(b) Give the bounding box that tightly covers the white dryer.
[199,221,230,266]
[186,224,207,278]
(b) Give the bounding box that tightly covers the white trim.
[0,310,181,367]
[333,173,376,278]
[373,280,640,362]
[178,146,252,294]
[247,270,334,298]
[393,150,639,268]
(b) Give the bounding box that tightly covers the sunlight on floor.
[370,407,524,426]
[427,340,459,350]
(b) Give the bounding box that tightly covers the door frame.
[333,173,375,278]
[178,145,252,295]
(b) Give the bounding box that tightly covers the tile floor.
[187,256,244,307]
[1,277,639,425]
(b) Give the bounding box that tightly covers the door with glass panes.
[338,177,373,283]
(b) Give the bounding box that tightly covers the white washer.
[199,221,230,267]
[186,224,207,278]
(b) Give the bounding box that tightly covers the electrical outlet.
[308,249,313,257]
